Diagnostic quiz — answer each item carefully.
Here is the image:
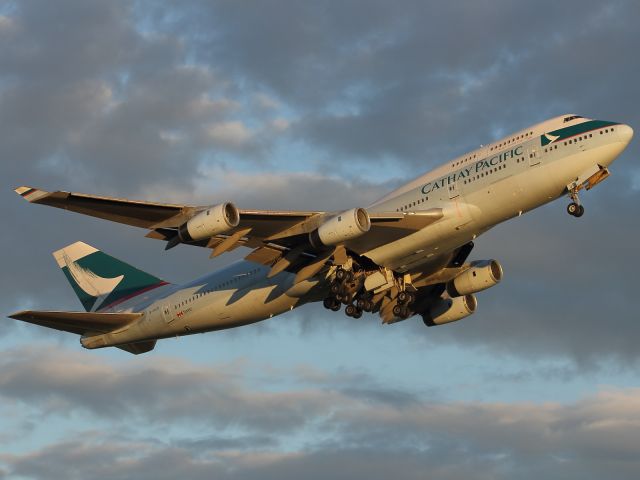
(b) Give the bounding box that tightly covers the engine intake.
[309,208,371,249]
[178,202,240,243]
[446,260,503,297]
[422,294,477,327]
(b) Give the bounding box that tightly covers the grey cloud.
[0,347,356,433]
[3,0,640,367]
[2,374,640,479]
[172,0,640,167]
[0,0,285,196]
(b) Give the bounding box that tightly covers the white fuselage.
[95,115,633,347]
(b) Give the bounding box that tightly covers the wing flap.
[8,310,143,335]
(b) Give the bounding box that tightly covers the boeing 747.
[9,114,633,354]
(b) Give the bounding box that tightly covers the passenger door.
[528,145,541,166]
[161,302,174,324]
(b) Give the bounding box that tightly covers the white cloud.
[205,121,253,148]
[2,346,640,479]
[0,15,15,33]
[254,93,280,110]
[270,117,290,132]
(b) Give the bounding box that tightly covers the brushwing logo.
[63,253,124,311]
[541,133,560,146]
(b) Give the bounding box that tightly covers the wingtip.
[14,186,49,202]
[8,310,28,320]
[14,185,33,195]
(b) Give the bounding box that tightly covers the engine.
[309,207,371,248]
[177,202,240,242]
[446,260,503,297]
[422,294,477,327]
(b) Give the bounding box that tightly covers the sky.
[1,0,640,478]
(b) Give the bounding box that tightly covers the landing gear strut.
[567,186,584,218]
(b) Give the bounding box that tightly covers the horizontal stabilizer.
[8,310,142,335]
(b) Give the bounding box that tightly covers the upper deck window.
[563,115,583,123]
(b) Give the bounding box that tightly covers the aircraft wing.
[15,186,443,260]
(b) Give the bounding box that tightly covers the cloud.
[205,121,253,148]
[2,347,640,479]
[4,2,640,478]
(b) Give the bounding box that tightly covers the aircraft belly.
[364,205,478,272]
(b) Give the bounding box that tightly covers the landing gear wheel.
[352,308,363,319]
[393,304,411,319]
[575,205,585,217]
[323,297,341,311]
[567,202,579,216]
[335,268,353,282]
[330,282,341,294]
[345,304,357,317]
[397,291,415,305]
[341,292,353,305]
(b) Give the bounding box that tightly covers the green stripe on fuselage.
[541,120,619,146]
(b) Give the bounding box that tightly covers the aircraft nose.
[617,124,634,144]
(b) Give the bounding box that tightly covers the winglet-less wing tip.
[14,186,50,202]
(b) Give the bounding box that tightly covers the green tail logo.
[54,241,168,312]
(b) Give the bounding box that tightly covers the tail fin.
[53,241,168,312]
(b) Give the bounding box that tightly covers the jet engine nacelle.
[446,260,503,297]
[178,202,240,242]
[309,207,371,248]
[422,294,477,327]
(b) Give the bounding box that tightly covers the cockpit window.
[563,115,583,123]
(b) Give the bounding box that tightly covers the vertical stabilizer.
[53,241,168,312]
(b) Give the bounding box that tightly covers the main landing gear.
[392,290,415,320]
[323,266,375,319]
[566,186,584,218]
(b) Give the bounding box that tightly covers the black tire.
[336,268,347,281]
[398,291,409,304]
[365,300,374,312]
[345,304,357,317]
[393,304,403,316]
[330,302,341,312]
[356,298,366,310]
[323,298,334,310]
[575,205,585,217]
[567,202,579,216]
[330,282,341,294]
[352,309,363,319]
[341,293,352,305]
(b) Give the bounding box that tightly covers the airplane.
[9,114,633,354]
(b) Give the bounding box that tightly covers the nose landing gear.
[567,186,584,218]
